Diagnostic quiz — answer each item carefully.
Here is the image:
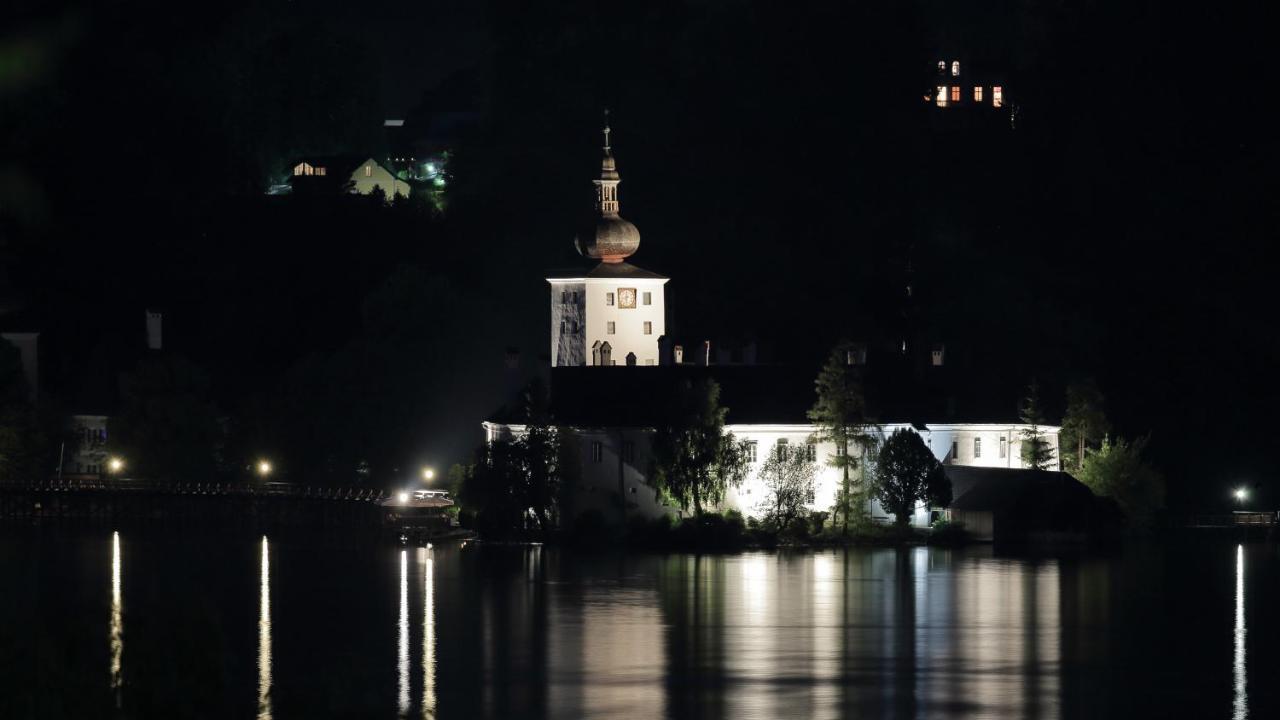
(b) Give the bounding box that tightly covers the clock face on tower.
[617,287,637,309]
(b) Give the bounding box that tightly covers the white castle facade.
[486,122,1059,527]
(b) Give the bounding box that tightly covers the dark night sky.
[2,0,1275,508]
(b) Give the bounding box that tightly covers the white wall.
[486,421,1061,527]
[348,159,411,198]
[549,282,586,366]
[583,278,666,367]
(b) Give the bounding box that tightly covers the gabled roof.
[947,467,1091,512]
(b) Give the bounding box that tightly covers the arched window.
[599,342,612,366]
[591,341,601,366]
[951,60,960,77]
[625,352,637,366]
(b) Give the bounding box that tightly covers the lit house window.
[364,165,373,177]
[642,292,652,305]
[936,86,948,107]
[591,441,603,463]
[293,162,313,176]
[643,321,652,335]
[993,86,1003,107]
[937,60,946,73]
[974,437,982,458]
[607,321,616,335]
[951,60,960,76]
[999,437,1008,458]
[314,167,326,176]
[974,86,983,102]
[950,86,960,103]
[606,292,615,306]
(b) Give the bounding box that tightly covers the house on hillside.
[288,156,411,198]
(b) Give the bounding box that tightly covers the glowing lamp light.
[257,460,273,477]
[397,491,410,503]
[1234,488,1248,501]
[108,457,125,474]
[421,467,435,482]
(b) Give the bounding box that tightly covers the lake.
[1,529,1275,718]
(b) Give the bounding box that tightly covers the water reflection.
[399,549,410,716]
[110,531,123,707]
[422,547,436,719]
[258,536,272,720]
[1234,544,1247,720]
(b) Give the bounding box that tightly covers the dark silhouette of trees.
[108,354,222,482]
[1077,436,1165,529]
[808,342,873,534]
[1061,379,1110,472]
[650,378,750,515]
[871,428,946,527]
[1019,380,1056,471]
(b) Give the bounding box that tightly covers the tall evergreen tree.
[1061,379,1111,472]
[808,342,873,534]
[1019,380,1056,471]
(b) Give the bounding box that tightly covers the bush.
[928,518,968,545]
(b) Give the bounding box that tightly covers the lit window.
[974,86,983,102]
[643,321,652,335]
[642,292,652,305]
[591,441,603,463]
[950,86,960,103]
[974,437,982,458]
[937,60,946,73]
[746,441,758,463]
[607,321,616,335]
[993,86,1003,107]
[936,86,947,107]
[999,437,1008,458]
[315,167,326,176]
[951,60,960,76]
[606,292,615,306]
[364,165,373,177]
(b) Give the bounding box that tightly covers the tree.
[650,378,750,515]
[757,440,817,530]
[1077,436,1165,529]
[109,355,223,482]
[871,429,945,526]
[0,337,46,482]
[808,342,873,533]
[1060,379,1111,472]
[1019,380,1056,471]
[519,423,564,531]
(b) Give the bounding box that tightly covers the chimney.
[145,311,162,350]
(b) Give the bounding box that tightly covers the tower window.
[950,86,960,103]
[643,321,652,335]
[561,291,568,303]
[974,437,982,458]
[951,60,960,77]
[993,86,1003,107]
[642,292,652,305]
[606,292,615,306]
[607,321,616,335]
[950,440,958,461]
[1000,436,1008,459]
[591,441,603,463]
[936,86,947,107]
[560,320,566,333]
[974,86,983,102]
[645,359,655,366]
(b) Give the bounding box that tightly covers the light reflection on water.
[1234,544,1247,720]
[258,536,272,720]
[19,535,1262,718]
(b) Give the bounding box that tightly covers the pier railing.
[1,479,388,502]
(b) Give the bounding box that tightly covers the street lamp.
[421,467,435,482]
[398,491,410,504]
[257,460,273,478]
[1234,487,1248,503]
[107,457,125,475]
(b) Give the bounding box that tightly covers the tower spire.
[578,110,639,263]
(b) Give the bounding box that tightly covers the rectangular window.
[591,441,603,463]
[561,291,568,303]
[644,359,655,366]
[999,436,1008,458]
[993,86,1003,107]
[623,441,636,463]
[950,86,960,103]
[746,441,758,463]
[974,86,983,102]
[560,320,566,333]
[951,60,960,77]
[642,292,652,305]
[364,165,373,177]
[950,440,958,461]
[315,167,326,176]
[571,291,578,303]
[974,437,982,458]
[936,86,948,107]
[776,439,789,460]
[607,321,616,335]
[805,443,816,462]
[643,321,652,335]
[836,443,847,457]
[606,292,615,306]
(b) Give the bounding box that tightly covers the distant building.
[65,414,110,478]
[288,156,411,198]
[924,56,1014,129]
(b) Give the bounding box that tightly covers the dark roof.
[547,364,1032,427]
[947,467,1092,512]
[546,262,667,280]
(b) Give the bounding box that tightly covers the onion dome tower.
[577,113,640,263]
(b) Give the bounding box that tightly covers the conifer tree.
[1019,380,1056,471]
[808,342,873,534]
